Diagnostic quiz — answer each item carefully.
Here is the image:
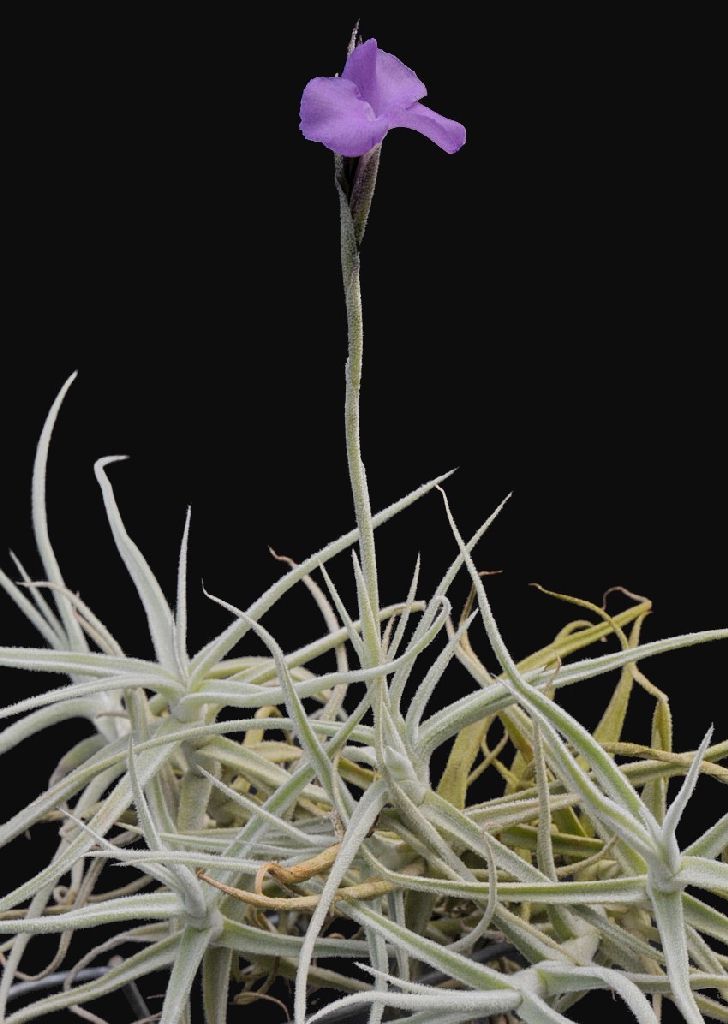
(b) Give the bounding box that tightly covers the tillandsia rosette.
[1,27,727,1024]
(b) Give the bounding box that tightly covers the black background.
[1,7,725,1022]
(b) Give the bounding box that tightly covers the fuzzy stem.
[336,148,382,654]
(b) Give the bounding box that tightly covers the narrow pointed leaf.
[539,962,659,1024]
[662,726,714,843]
[679,855,728,897]
[190,469,454,678]
[0,566,62,647]
[30,371,88,651]
[4,934,179,1023]
[175,506,192,676]
[649,887,704,1024]
[94,456,177,671]
[295,780,388,1024]
[159,924,211,1024]
[202,945,232,1024]
[0,894,180,933]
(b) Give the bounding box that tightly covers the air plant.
[1,27,727,1024]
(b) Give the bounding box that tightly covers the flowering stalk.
[337,142,382,649]
[301,30,466,662]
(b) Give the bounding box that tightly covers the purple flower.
[300,38,466,157]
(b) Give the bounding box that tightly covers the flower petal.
[342,39,427,117]
[299,76,387,157]
[388,101,466,154]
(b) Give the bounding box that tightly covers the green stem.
[336,147,382,658]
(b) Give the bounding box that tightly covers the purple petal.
[299,76,388,157]
[342,39,427,117]
[387,102,466,154]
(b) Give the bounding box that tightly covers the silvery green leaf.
[4,933,179,1023]
[0,671,179,722]
[305,987,522,1023]
[423,791,550,883]
[684,812,728,860]
[130,714,372,752]
[346,902,515,992]
[199,596,336,801]
[682,893,728,945]
[198,765,323,844]
[8,550,64,639]
[317,558,365,657]
[200,735,327,803]
[351,549,381,664]
[0,646,173,679]
[189,469,454,680]
[363,923,388,1024]
[174,506,192,677]
[81,847,260,873]
[211,601,423,686]
[295,780,388,1024]
[627,971,728,994]
[94,456,178,672]
[0,893,180,933]
[538,961,659,1024]
[662,726,714,846]
[680,856,728,897]
[386,888,411,978]
[448,833,498,954]
[522,711,655,867]
[0,880,59,1017]
[0,731,131,850]
[405,610,477,746]
[189,595,451,713]
[0,718,182,912]
[30,371,87,652]
[202,945,232,1024]
[0,565,61,648]
[517,992,583,1024]
[18,580,124,656]
[421,628,728,752]
[159,924,211,1024]
[216,916,369,958]
[60,805,180,893]
[393,1012,504,1024]
[213,687,374,889]
[388,495,510,709]
[649,887,704,1024]
[0,698,97,755]
[492,904,572,964]
[438,486,658,835]
[127,735,206,919]
[387,552,420,662]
